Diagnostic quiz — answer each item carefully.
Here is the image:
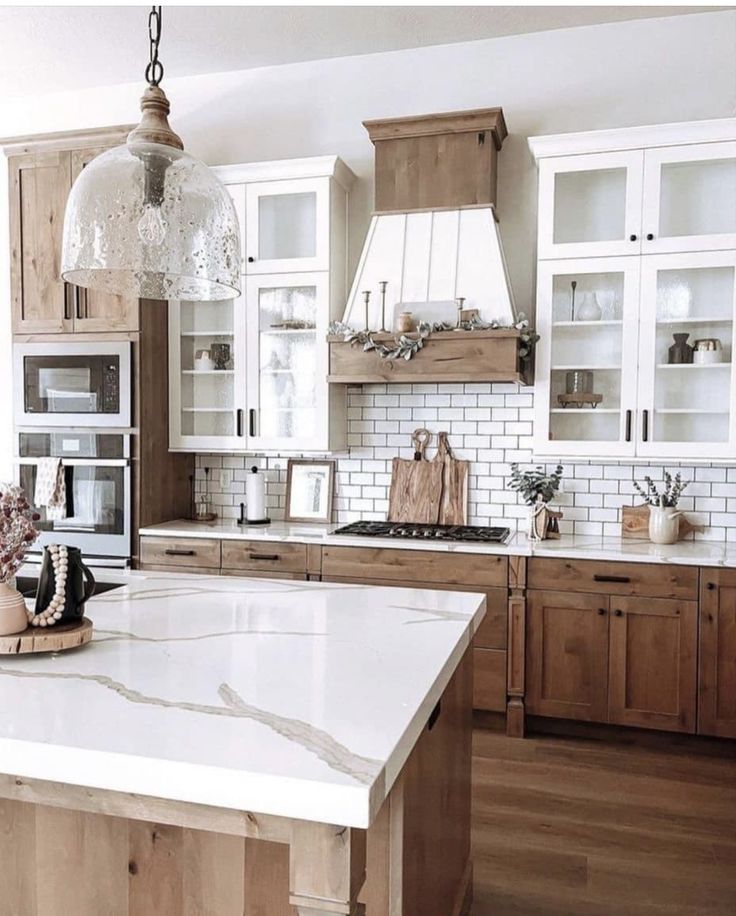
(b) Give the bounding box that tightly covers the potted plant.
[509,462,564,541]
[0,484,39,635]
[633,472,689,545]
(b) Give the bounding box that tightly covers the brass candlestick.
[379,280,388,332]
[362,290,371,331]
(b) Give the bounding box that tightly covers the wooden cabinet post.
[608,596,697,733]
[9,151,72,333]
[506,555,526,737]
[526,589,610,722]
[699,569,736,738]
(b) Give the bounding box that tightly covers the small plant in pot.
[509,462,564,541]
[0,484,40,636]
[633,472,689,545]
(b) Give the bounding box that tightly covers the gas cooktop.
[332,521,511,544]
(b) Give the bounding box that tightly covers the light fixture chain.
[145,6,164,87]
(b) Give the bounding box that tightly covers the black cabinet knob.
[614,609,623,617]
[598,608,606,616]
[629,234,637,241]
[247,256,255,263]
[707,582,716,590]
[646,233,654,241]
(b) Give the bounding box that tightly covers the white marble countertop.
[139,519,736,567]
[0,571,485,829]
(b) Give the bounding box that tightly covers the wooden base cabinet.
[526,586,697,733]
[699,569,736,738]
[526,590,609,722]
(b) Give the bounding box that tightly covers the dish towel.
[35,457,67,521]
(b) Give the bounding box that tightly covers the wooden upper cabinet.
[526,590,609,722]
[608,596,697,733]
[699,569,736,738]
[69,148,139,332]
[10,151,72,333]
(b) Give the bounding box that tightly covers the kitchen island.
[0,571,485,916]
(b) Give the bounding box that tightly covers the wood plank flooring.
[470,727,736,915]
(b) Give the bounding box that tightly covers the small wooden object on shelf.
[0,617,93,655]
[557,392,603,408]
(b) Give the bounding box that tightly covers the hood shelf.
[327,328,532,385]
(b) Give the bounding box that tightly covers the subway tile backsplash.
[196,384,736,542]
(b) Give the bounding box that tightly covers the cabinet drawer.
[473,648,507,712]
[139,536,221,569]
[321,546,507,589]
[473,587,508,649]
[221,540,308,575]
[528,557,698,600]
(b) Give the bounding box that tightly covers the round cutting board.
[0,618,93,655]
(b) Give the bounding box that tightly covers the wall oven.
[13,341,131,428]
[15,431,131,564]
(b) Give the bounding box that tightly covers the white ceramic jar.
[648,505,682,545]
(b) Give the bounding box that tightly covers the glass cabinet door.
[168,297,247,451]
[637,252,736,459]
[642,141,736,254]
[245,272,329,451]
[534,257,641,457]
[537,151,644,260]
[245,178,329,274]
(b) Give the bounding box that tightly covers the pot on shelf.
[648,505,682,545]
[0,580,28,636]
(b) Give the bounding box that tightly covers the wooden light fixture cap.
[127,85,184,150]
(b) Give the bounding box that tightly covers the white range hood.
[342,204,516,329]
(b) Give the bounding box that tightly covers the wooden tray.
[0,617,93,656]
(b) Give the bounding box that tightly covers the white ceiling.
[0,5,725,99]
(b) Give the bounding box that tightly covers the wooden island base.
[0,652,472,916]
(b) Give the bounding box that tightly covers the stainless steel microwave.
[13,341,131,428]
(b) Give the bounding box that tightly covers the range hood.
[342,107,517,329]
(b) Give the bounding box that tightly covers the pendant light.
[61,7,241,301]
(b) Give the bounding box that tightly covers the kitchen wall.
[2,10,736,535]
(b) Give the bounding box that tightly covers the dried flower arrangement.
[509,462,564,505]
[633,472,689,508]
[0,484,40,583]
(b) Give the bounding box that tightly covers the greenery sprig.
[633,472,688,508]
[509,462,564,506]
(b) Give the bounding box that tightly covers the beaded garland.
[26,544,67,628]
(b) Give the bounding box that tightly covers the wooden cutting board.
[437,431,469,525]
[388,429,443,523]
[621,504,705,540]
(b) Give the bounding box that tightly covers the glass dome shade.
[61,140,242,301]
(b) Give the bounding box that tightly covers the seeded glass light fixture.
[61,7,241,300]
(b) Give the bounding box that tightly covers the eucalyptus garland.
[328,314,539,363]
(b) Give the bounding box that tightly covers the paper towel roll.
[246,466,266,521]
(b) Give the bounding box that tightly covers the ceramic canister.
[0,581,28,636]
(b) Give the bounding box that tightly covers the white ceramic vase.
[648,505,682,545]
[0,580,28,636]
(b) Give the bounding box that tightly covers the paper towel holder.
[237,466,271,526]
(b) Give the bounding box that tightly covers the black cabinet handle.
[63,282,72,321]
[249,408,256,437]
[597,608,606,616]
[646,233,654,241]
[642,409,649,442]
[248,553,280,561]
[625,409,632,442]
[594,574,631,584]
[74,286,83,320]
[614,609,624,617]
[629,234,637,242]
[236,408,244,437]
[164,548,196,557]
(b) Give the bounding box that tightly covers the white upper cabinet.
[641,141,736,254]
[531,118,736,460]
[169,156,355,454]
[537,150,644,260]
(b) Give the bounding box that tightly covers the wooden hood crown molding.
[364,107,508,150]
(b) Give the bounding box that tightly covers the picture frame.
[285,459,336,523]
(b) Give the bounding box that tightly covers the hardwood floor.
[470,726,736,915]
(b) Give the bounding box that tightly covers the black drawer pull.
[625,409,632,442]
[593,574,631,584]
[236,408,244,437]
[428,699,442,731]
[248,553,280,561]
[164,548,196,556]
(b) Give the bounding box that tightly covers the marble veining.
[0,571,485,828]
